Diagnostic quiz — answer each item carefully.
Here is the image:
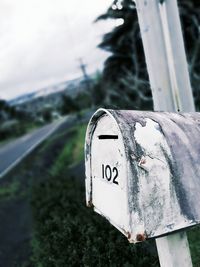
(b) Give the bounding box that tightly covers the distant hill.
[8,76,93,116]
[9,77,84,106]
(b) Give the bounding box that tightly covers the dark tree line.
[95,0,200,110]
[180,0,200,107]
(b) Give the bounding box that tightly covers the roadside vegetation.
[0,99,44,144]
[0,180,20,200]
[0,112,199,266]
[50,124,87,176]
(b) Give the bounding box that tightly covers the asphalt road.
[0,117,67,178]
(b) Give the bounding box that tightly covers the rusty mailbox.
[85,109,200,243]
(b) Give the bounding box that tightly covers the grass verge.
[0,180,20,200]
[50,124,87,176]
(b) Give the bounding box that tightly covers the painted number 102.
[102,164,119,185]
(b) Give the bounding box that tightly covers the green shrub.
[50,124,87,176]
[31,173,159,267]
[188,226,200,267]
[0,180,20,200]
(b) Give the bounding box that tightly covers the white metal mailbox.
[85,109,200,243]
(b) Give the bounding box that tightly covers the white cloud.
[0,0,113,100]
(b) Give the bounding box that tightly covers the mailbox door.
[91,114,130,233]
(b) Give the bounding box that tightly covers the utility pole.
[78,58,91,90]
[78,58,94,107]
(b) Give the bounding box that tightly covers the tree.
[96,0,152,109]
[96,0,200,110]
[60,95,80,115]
[0,99,7,110]
[179,0,200,109]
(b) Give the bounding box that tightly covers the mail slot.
[85,108,200,243]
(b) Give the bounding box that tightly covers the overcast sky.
[0,0,114,100]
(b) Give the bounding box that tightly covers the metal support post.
[156,232,192,267]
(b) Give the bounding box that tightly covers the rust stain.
[136,232,147,242]
[127,232,131,240]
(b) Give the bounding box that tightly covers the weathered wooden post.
[135,0,194,265]
[85,0,196,266]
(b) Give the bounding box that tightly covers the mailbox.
[85,109,200,243]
